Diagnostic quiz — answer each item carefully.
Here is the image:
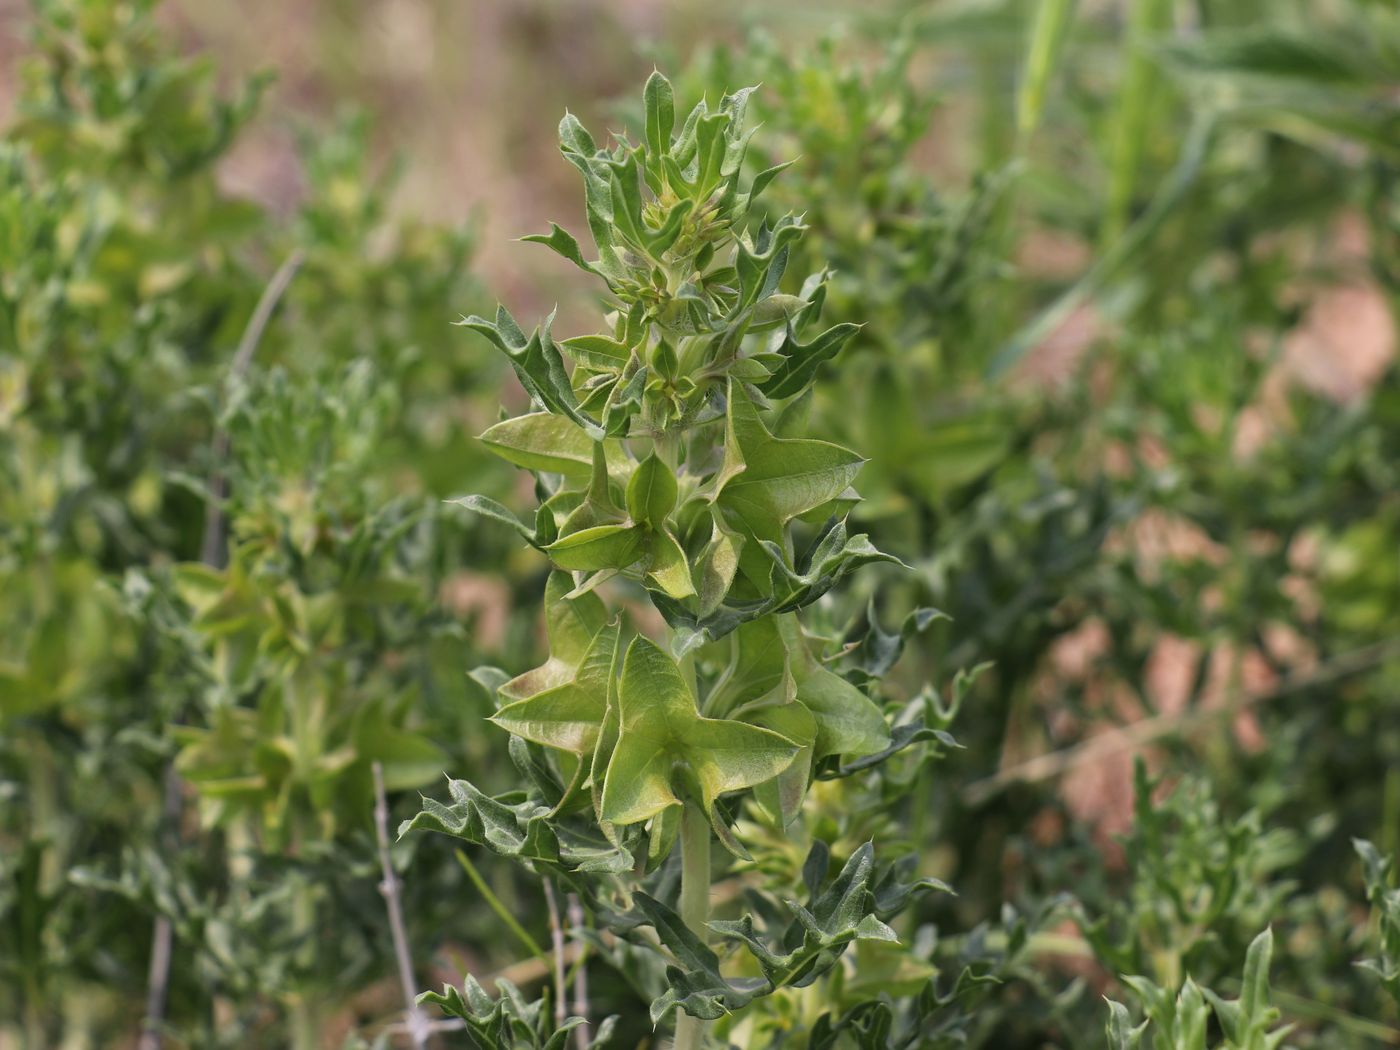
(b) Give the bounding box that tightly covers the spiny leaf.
[491,622,620,755]
[459,306,602,436]
[599,636,799,826]
[717,380,865,547]
[498,574,609,703]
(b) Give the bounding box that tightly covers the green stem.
[289,849,321,1050]
[674,801,711,1050]
[289,995,321,1050]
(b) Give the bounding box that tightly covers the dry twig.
[963,637,1400,806]
[374,762,431,1050]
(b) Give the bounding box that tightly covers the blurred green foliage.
[2,0,1399,1046]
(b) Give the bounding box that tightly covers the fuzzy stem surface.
[674,801,712,1050]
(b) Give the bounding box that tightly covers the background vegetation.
[2,0,1398,1047]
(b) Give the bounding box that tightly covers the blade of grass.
[454,848,549,965]
[1017,0,1079,145]
[988,109,1216,379]
[1102,0,1177,246]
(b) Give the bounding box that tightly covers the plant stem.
[289,996,321,1050]
[674,801,711,1050]
[290,831,321,1050]
[454,848,549,964]
[371,762,429,1050]
[567,893,590,1050]
[542,877,568,1028]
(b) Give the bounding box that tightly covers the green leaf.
[645,529,697,599]
[480,413,597,480]
[419,974,617,1049]
[760,520,903,616]
[403,775,632,875]
[759,322,861,400]
[632,892,764,1023]
[544,524,644,572]
[626,454,678,529]
[1240,927,1274,1022]
[521,222,599,278]
[599,636,799,826]
[491,622,620,755]
[561,333,630,370]
[708,842,896,991]
[498,574,608,703]
[695,518,744,616]
[446,494,539,546]
[1104,999,1147,1049]
[459,306,601,436]
[793,663,889,762]
[717,381,865,546]
[644,70,675,157]
[748,700,816,827]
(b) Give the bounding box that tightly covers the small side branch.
[963,636,1400,806]
[200,249,305,567]
[567,893,590,1050]
[542,878,568,1028]
[136,768,182,1050]
[374,762,431,1050]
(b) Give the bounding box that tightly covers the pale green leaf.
[599,636,799,826]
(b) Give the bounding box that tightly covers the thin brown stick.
[963,637,1400,806]
[140,250,304,1050]
[136,768,181,1050]
[199,249,305,567]
[373,762,431,1050]
[566,893,589,1050]
[541,878,568,1028]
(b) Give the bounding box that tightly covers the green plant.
[1106,928,1292,1050]
[1356,839,1400,1009]
[0,1,515,1043]
[407,71,980,1047]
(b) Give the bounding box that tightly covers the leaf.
[403,775,632,875]
[645,529,697,599]
[1104,999,1147,1049]
[632,892,764,1023]
[419,974,616,1050]
[747,700,816,827]
[695,518,744,616]
[849,602,949,680]
[708,842,896,991]
[760,520,903,616]
[748,159,794,206]
[1240,927,1274,1022]
[561,333,630,370]
[491,622,620,755]
[599,636,799,826]
[446,494,539,546]
[498,574,609,703]
[544,524,644,572]
[759,322,860,400]
[626,454,678,529]
[521,222,600,278]
[717,381,865,546]
[784,618,890,761]
[644,70,675,157]
[480,413,597,480]
[459,306,601,436]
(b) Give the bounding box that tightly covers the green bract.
[410,72,959,1045]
